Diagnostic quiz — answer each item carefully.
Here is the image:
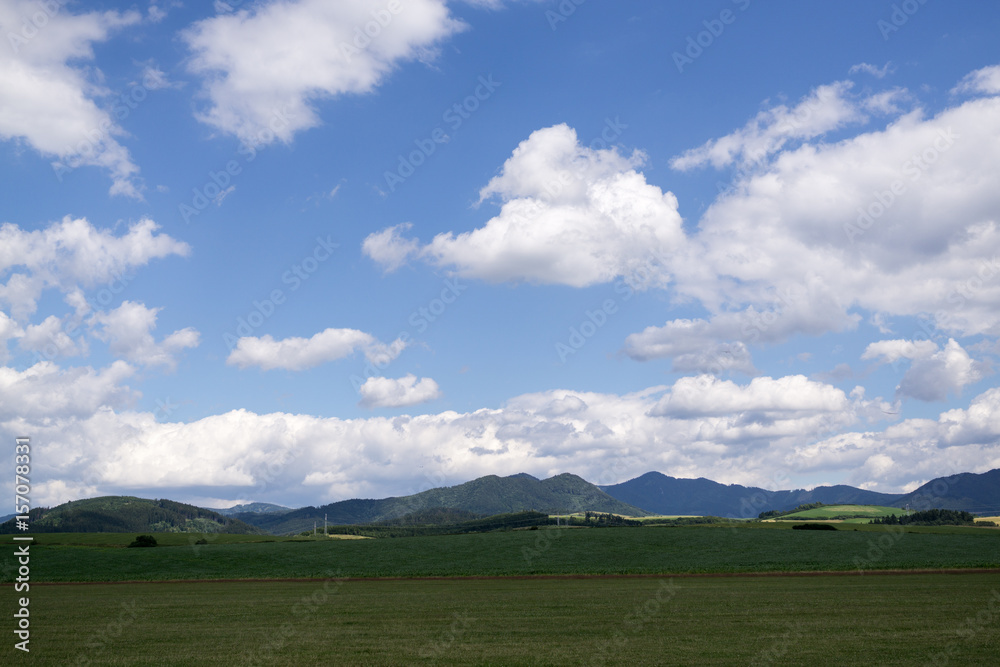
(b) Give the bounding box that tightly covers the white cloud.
[791,387,1000,490]
[952,64,1000,96]
[0,311,23,362]
[670,81,866,170]
[402,124,685,287]
[91,302,200,371]
[0,360,136,420]
[675,85,1000,341]
[650,375,848,419]
[19,315,88,359]
[226,327,407,371]
[4,375,926,508]
[862,338,939,364]
[358,374,441,408]
[0,1,143,197]
[183,0,464,143]
[849,62,894,79]
[0,217,190,320]
[865,338,986,402]
[362,222,420,272]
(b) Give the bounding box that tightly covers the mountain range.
[0,496,264,534]
[237,472,648,535]
[599,469,1000,517]
[5,469,998,536]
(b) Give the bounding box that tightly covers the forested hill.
[0,496,265,534]
[242,472,650,535]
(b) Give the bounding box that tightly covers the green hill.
[207,502,293,517]
[775,504,903,522]
[0,496,265,534]
[245,472,650,535]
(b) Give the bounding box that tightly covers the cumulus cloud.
[865,338,987,402]
[3,374,928,507]
[375,124,686,287]
[183,0,464,143]
[849,62,894,79]
[952,64,1000,96]
[0,360,136,420]
[358,374,441,408]
[0,1,143,196]
[790,387,1000,490]
[361,223,420,272]
[19,315,88,359]
[0,311,23,362]
[226,327,407,371]
[671,85,1000,342]
[669,81,867,170]
[0,217,190,321]
[91,302,200,371]
[650,375,848,419]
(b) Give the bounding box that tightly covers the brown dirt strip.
[14,568,1000,586]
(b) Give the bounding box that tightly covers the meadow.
[23,574,1000,665]
[8,522,999,582]
[6,523,998,665]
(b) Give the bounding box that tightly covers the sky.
[2,0,1000,510]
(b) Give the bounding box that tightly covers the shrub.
[127,534,158,547]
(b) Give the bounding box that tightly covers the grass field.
[20,574,1000,665]
[6,523,998,583]
[775,504,904,521]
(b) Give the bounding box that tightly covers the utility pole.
[313,521,316,536]
[325,514,328,535]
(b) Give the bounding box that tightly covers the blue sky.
[2,0,1000,509]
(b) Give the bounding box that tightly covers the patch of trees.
[792,523,837,531]
[869,509,977,526]
[127,535,158,547]
[577,512,641,527]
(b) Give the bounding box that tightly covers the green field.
[17,574,1000,665]
[774,504,905,521]
[6,523,999,583]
